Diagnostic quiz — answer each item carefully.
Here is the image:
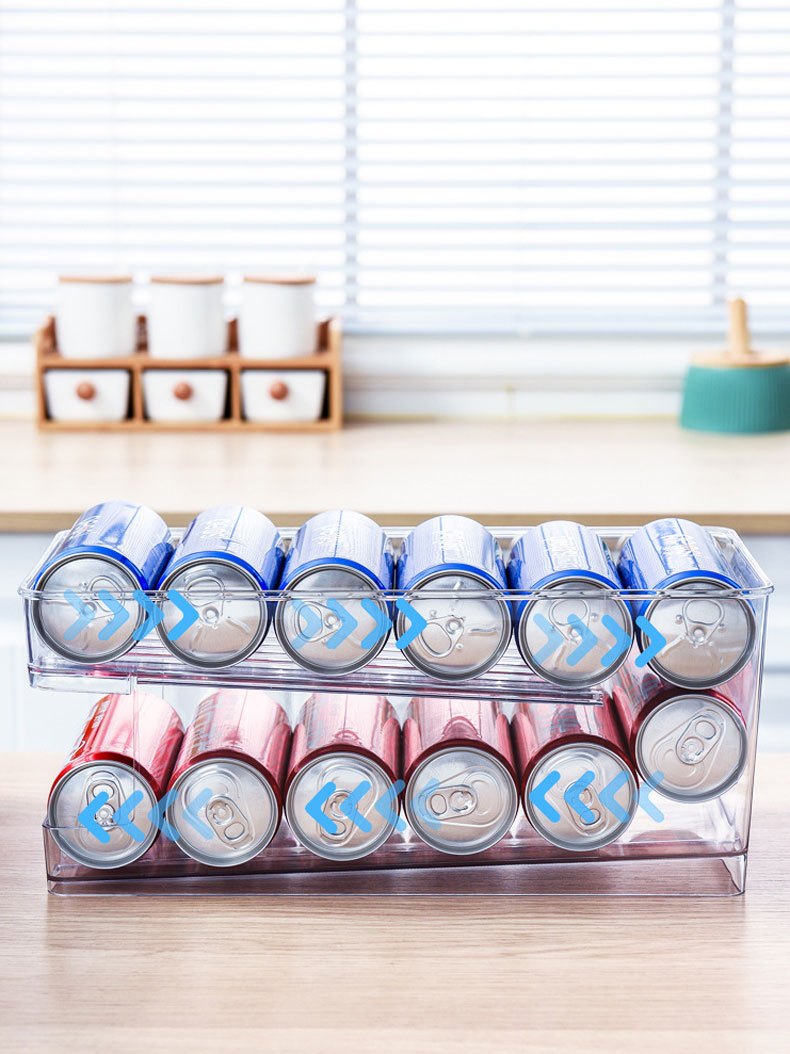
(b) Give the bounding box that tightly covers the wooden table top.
[1,751,788,1053]
[1,418,790,533]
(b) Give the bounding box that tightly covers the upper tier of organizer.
[19,525,772,702]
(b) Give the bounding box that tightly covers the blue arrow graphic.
[132,589,164,641]
[638,770,666,822]
[64,589,95,641]
[339,780,372,833]
[528,770,562,823]
[360,597,391,650]
[96,589,130,641]
[412,778,442,831]
[147,788,179,841]
[531,613,564,666]
[165,589,200,642]
[112,789,147,843]
[77,790,112,844]
[182,787,214,839]
[291,601,324,649]
[598,769,632,824]
[566,614,598,667]
[325,599,358,650]
[305,781,339,835]
[600,613,632,669]
[564,770,597,824]
[635,615,667,668]
[375,779,406,832]
[394,597,428,650]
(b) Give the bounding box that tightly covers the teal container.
[680,363,790,434]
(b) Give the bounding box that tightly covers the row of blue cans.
[30,502,758,688]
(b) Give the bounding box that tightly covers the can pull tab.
[85,771,125,829]
[550,598,592,641]
[320,788,353,842]
[564,780,604,831]
[422,783,478,822]
[674,708,726,766]
[421,612,467,657]
[294,601,350,646]
[204,794,251,846]
[680,597,726,647]
[184,573,229,626]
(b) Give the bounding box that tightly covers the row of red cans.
[47,664,752,871]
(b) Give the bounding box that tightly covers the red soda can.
[47,692,183,869]
[613,661,749,802]
[285,694,401,861]
[166,690,291,867]
[512,699,638,852]
[403,697,518,855]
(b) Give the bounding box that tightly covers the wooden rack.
[34,315,343,432]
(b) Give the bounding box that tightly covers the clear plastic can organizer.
[20,524,772,897]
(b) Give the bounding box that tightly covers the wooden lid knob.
[727,298,752,359]
[269,381,289,401]
[75,382,96,401]
[173,382,193,401]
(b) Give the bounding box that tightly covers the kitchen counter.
[0,418,789,533]
[1,752,788,1053]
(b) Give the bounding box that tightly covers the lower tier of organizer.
[44,799,751,897]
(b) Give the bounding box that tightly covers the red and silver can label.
[166,690,291,867]
[512,699,638,852]
[403,697,518,855]
[285,694,401,861]
[613,662,749,802]
[47,692,184,869]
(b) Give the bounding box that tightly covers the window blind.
[0,0,788,338]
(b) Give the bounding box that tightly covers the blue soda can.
[274,509,394,675]
[32,500,172,663]
[396,515,511,680]
[617,517,757,689]
[158,505,285,669]
[507,521,633,687]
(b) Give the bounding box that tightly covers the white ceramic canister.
[147,276,227,360]
[239,276,317,360]
[56,275,137,360]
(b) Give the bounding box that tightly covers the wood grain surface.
[0,752,788,1053]
[1,418,790,532]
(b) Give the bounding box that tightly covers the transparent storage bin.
[22,526,771,896]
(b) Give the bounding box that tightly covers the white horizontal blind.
[0,0,788,338]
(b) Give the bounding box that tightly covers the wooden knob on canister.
[75,381,96,401]
[727,298,753,360]
[269,381,289,401]
[173,381,193,401]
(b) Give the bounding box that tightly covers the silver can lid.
[405,746,518,855]
[286,751,398,861]
[397,572,511,680]
[644,580,755,689]
[35,556,142,662]
[518,579,633,687]
[167,757,280,867]
[635,694,748,802]
[160,560,268,669]
[524,743,638,852]
[47,761,158,869]
[275,566,390,675]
